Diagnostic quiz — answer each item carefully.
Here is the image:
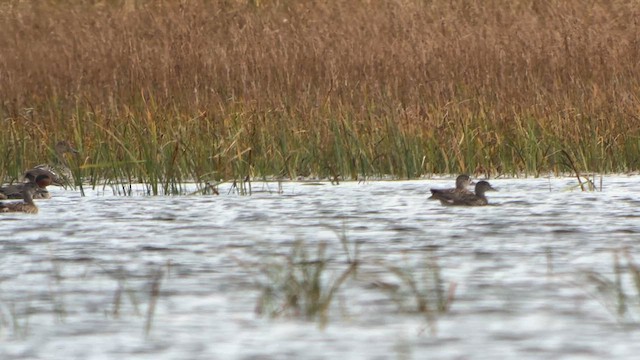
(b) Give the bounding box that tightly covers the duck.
[0,179,40,214]
[428,174,474,200]
[35,140,79,185]
[430,180,497,206]
[0,167,62,199]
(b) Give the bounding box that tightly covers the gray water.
[2,176,640,359]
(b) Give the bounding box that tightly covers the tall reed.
[1,1,639,188]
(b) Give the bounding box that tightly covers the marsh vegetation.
[1,1,639,191]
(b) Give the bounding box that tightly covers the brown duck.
[0,179,40,214]
[0,167,62,200]
[0,140,75,199]
[428,174,474,200]
[430,180,497,206]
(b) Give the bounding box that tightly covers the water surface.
[2,176,640,359]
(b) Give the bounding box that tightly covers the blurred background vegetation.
[1,0,638,191]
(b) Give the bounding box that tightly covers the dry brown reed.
[1,0,639,186]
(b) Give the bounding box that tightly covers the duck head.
[474,180,497,195]
[455,174,474,189]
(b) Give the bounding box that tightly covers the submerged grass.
[0,302,31,340]
[256,240,359,327]
[0,262,168,340]
[254,231,454,330]
[582,249,640,324]
[1,1,640,189]
[377,253,456,334]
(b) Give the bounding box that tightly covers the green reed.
[0,302,31,339]
[379,253,456,334]
[582,249,640,323]
[256,240,358,327]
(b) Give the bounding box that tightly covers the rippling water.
[2,176,640,359]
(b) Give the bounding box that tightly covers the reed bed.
[1,0,639,190]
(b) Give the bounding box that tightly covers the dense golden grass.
[1,0,639,190]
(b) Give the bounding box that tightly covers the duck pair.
[0,175,49,214]
[0,168,62,214]
[0,166,63,200]
[429,174,497,206]
[0,141,77,213]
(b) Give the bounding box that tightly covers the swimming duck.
[24,164,61,182]
[428,174,474,200]
[0,179,39,214]
[0,167,62,199]
[430,180,497,206]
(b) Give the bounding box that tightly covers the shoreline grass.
[1,1,639,189]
